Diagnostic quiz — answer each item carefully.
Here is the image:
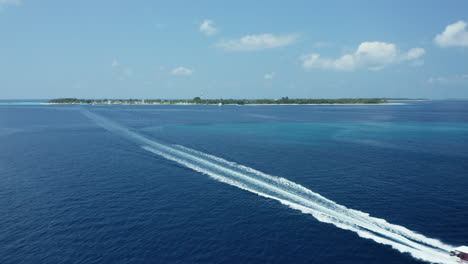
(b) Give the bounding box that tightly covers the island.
[47,97,395,105]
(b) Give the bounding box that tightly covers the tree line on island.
[48,97,388,105]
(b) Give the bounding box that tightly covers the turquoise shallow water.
[163,122,468,157]
[0,100,467,264]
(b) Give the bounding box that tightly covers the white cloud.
[199,19,217,36]
[264,72,274,80]
[171,66,193,76]
[313,41,331,48]
[111,59,120,67]
[427,77,443,84]
[410,60,424,67]
[0,0,21,5]
[428,75,468,85]
[434,21,468,47]
[404,48,426,60]
[123,68,133,77]
[216,33,298,51]
[301,42,425,71]
[117,68,133,81]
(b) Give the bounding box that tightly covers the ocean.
[1,100,467,264]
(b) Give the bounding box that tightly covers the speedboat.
[450,246,468,262]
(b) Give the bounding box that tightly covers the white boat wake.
[82,109,457,264]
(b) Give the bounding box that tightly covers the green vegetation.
[48,97,387,105]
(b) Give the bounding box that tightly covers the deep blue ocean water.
[1,101,467,264]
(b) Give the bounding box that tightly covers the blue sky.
[1,0,467,99]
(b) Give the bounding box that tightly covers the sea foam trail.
[81,109,456,264]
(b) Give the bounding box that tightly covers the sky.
[1,0,467,99]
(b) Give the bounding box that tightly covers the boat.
[450,246,468,262]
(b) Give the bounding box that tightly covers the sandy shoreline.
[42,102,405,106]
